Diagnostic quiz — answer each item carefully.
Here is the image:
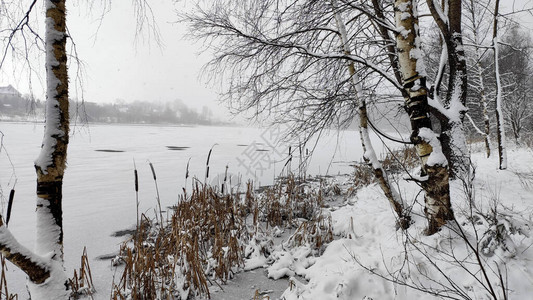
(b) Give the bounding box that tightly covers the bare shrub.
[112,182,248,299]
[351,164,375,192]
[381,146,419,174]
[258,175,324,229]
[350,168,530,299]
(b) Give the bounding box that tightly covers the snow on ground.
[1,122,532,299]
[240,146,533,300]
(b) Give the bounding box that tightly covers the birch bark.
[468,0,491,158]
[394,0,453,234]
[333,5,410,229]
[426,0,469,178]
[29,0,70,297]
[0,1,70,298]
[492,0,507,170]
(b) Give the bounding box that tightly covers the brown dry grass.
[112,181,247,299]
[350,146,419,193]
[259,176,333,252]
[0,256,17,300]
[286,213,333,251]
[111,172,336,299]
[381,146,419,174]
[69,247,95,299]
[259,176,324,228]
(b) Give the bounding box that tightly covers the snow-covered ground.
[1,122,532,299]
[257,147,533,299]
[0,122,385,298]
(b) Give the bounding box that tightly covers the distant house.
[0,85,27,117]
[0,85,21,98]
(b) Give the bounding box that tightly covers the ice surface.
[0,122,393,298]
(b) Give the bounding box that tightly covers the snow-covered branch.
[0,220,50,284]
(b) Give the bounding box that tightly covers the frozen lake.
[0,122,393,298]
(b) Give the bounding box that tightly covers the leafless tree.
[182,0,460,233]
[333,0,410,229]
[463,0,493,157]
[0,1,70,298]
[0,0,161,297]
[492,0,508,169]
[499,26,533,142]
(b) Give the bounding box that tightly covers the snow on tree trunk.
[30,0,70,298]
[426,0,470,179]
[475,54,492,158]
[0,1,70,298]
[394,0,453,235]
[492,0,507,170]
[494,37,507,169]
[468,0,492,158]
[333,6,410,229]
[0,218,50,284]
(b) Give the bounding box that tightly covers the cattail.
[6,188,14,226]
[185,157,191,180]
[205,144,218,181]
[206,149,212,179]
[222,165,229,194]
[149,161,156,181]
[134,170,138,192]
[148,161,163,227]
[133,159,139,228]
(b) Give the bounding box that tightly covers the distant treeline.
[1,95,219,125]
[73,99,216,125]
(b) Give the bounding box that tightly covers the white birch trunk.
[468,0,491,158]
[494,35,507,169]
[394,0,453,234]
[333,5,410,228]
[29,0,70,298]
[0,1,70,298]
[492,0,507,169]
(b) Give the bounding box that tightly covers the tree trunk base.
[422,165,454,235]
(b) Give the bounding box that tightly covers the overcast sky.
[65,0,221,112]
[0,0,228,118]
[1,0,532,121]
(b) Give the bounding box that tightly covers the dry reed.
[350,146,419,193]
[0,255,17,300]
[69,247,95,299]
[112,162,337,299]
[112,179,248,299]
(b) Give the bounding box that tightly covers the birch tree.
[393,0,452,234]
[182,0,462,232]
[492,0,507,169]
[333,2,410,229]
[464,0,492,157]
[0,0,161,297]
[424,0,469,178]
[0,0,70,298]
